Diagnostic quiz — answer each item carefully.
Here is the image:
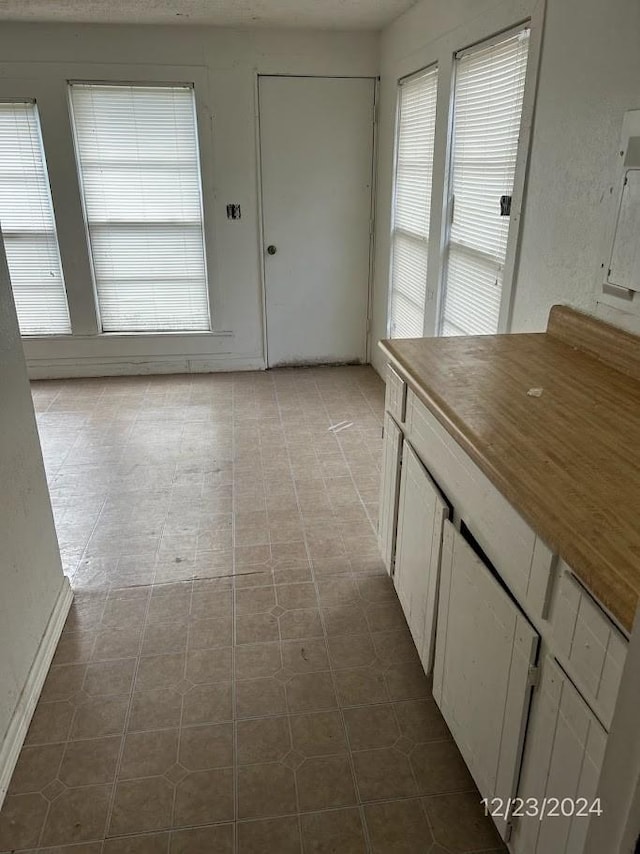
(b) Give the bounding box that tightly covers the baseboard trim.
[0,578,73,808]
[26,354,266,380]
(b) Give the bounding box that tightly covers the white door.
[259,76,375,367]
[378,413,403,575]
[393,442,449,674]
[512,656,607,854]
[433,521,540,841]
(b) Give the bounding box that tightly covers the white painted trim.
[26,353,266,379]
[0,577,73,809]
[254,71,270,369]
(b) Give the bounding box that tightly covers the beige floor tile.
[84,659,136,697]
[174,768,234,826]
[40,664,87,702]
[236,612,280,645]
[141,621,188,656]
[236,677,288,719]
[334,666,389,707]
[344,703,401,751]
[237,815,301,854]
[26,700,76,745]
[185,647,232,684]
[384,659,431,702]
[110,777,174,835]
[104,833,170,853]
[179,722,234,770]
[59,736,121,786]
[182,682,233,725]
[411,740,475,796]
[136,654,185,693]
[53,631,97,665]
[119,729,179,779]
[394,697,451,744]
[128,688,182,732]
[170,823,234,853]
[237,716,291,764]
[322,605,368,637]
[423,791,505,852]
[281,638,329,674]
[237,762,297,820]
[285,671,337,714]
[289,710,347,757]
[352,747,418,802]
[370,628,420,665]
[0,792,49,850]
[8,743,64,794]
[278,608,324,641]
[234,643,282,681]
[327,633,377,670]
[296,755,357,811]
[187,616,233,649]
[42,784,113,845]
[364,798,433,853]
[275,582,318,610]
[299,808,367,854]
[235,586,277,616]
[70,696,130,740]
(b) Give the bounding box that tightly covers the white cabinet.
[433,521,540,841]
[393,442,449,673]
[378,412,403,574]
[513,656,607,854]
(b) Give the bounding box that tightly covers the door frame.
[254,73,379,369]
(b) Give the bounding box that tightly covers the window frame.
[437,19,541,336]
[0,97,72,336]
[387,62,439,339]
[67,79,212,335]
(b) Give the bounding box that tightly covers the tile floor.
[0,366,505,853]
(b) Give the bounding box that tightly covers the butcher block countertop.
[379,305,640,633]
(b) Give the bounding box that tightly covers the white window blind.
[389,66,438,338]
[441,28,530,337]
[0,102,71,335]
[69,83,210,333]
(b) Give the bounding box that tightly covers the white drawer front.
[406,389,555,619]
[385,363,407,424]
[550,566,627,730]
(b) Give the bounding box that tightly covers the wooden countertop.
[379,306,640,633]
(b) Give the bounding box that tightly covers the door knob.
[267,245,277,255]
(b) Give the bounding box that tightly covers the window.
[69,83,210,333]
[441,28,530,336]
[0,102,71,335]
[389,66,438,338]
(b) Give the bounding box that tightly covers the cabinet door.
[393,442,449,674]
[433,521,540,840]
[378,412,403,575]
[512,656,607,854]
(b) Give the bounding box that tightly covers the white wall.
[372,0,640,373]
[0,22,378,378]
[0,234,70,800]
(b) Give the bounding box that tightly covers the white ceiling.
[0,0,418,29]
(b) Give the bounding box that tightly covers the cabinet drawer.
[550,566,627,730]
[385,363,407,424]
[406,389,555,619]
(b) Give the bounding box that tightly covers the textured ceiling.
[0,0,418,29]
